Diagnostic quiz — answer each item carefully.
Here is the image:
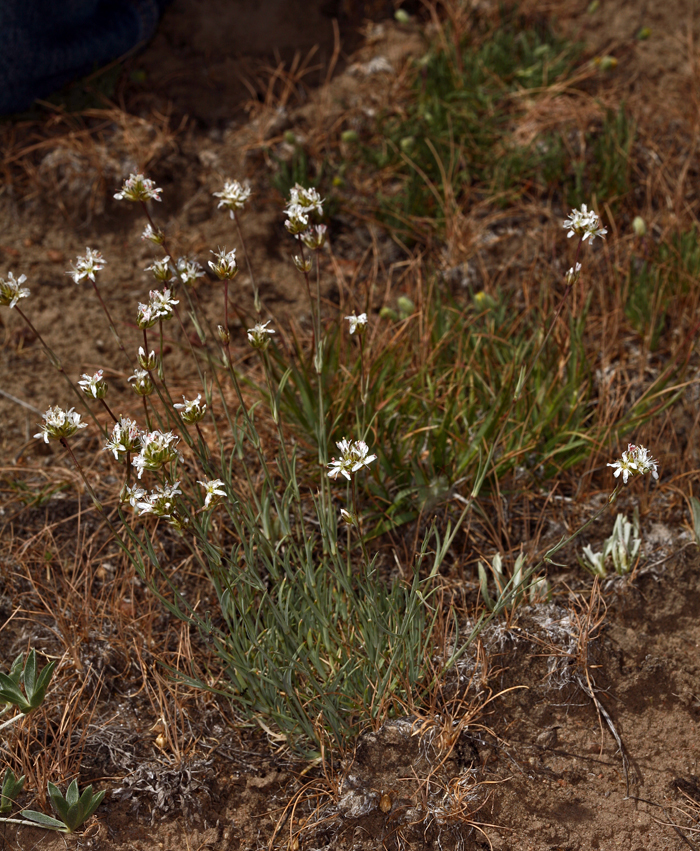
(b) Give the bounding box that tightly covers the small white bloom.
[327,438,377,480]
[105,417,142,459]
[34,406,88,443]
[67,248,105,284]
[213,179,252,218]
[565,263,582,286]
[247,320,275,351]
[137,346,158,370]
[176,256,204,287]
[288,184,324,216]
[136,481,182,518]
[563,204,607,242]
[300,224,327,251]
[132,430,181,479]
[136,301,159,330]
[345,313,367,335]
[148,287,179,320]
[208,247,238,280]
[145,256,173,284]
[607,443,659,485]
[198,478,227,510]
[339,508,356,527]
[141,223,165,245]
[114,173,162,202]
[78,369,108,399]
[284,203,309,236]
[0,272,30,309]
[174,394,207,424]
[293,254,312,273]
[128,367,155,397]
[120,483,147,509]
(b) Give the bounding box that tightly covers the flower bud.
[129,368,155,397]
[293,255,312,273]
[138,347,159,370]
[217,324,231,345]
[632,216,646,237]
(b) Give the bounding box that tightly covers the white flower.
[284,203,309,236]
[213,180,252,218]
[345,313,367,335]
[128,367,155,397]
[78,369,108,399]
[247,320,275,351]
[0,272,30,309]
[148,287,179,320]
[136,481,182,518]
[136,301,159,330]
[607,444,659,485]
[105,417,142,459]
[300,224,327,251]
[34,406,87,443]
[137,347,158,370]
[293,255,312,273]
[198,478,227,510]
[120,483,147,509]
[288,184,324,216]
[563,204,607,242]
[176,256,204,287]
[114,173,162,202]
[141,223,165,245]
[565,262,582,286]
[145,256,173,283]
[67,248,105,284]
[174,394,207,424]
[132,430,181,478]
[208,247,238,280]
[327,438,377,480]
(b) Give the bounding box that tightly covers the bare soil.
[1,0,700,849]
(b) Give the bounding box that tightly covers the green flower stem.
[351,476,370,570]
[234,215,261,316]
[142,396,152,431]
[14,306,100,431]
[89,279,132,370]
[98,398,119,424]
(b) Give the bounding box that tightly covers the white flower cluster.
[607,444,659,485]
[563,204,607,242]
[213,179,252,218]
[284,184,324,235]
[78,369,108,400]
[145,256,173,284]
[114,173,162,203]
[128,367,155,397]
[174,394,207,424]
[0,272,30,309]
[105,417,143,459]
[34,406,88,443]
[132,430,181,479]
[208,247,238,280]
[247,320,275,351]
[327,438,377,481]
[135,481,182,518]
[67,248,106,284]
[176,256,204,287]
[136,288,179,329]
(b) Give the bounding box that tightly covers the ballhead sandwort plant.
[4,176,662,761]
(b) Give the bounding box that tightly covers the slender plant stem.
[234,216,261,316]
[89,279,132,370]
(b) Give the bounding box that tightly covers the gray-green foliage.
[23,780,105,834]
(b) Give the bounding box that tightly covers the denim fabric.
[0,0,168,114]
